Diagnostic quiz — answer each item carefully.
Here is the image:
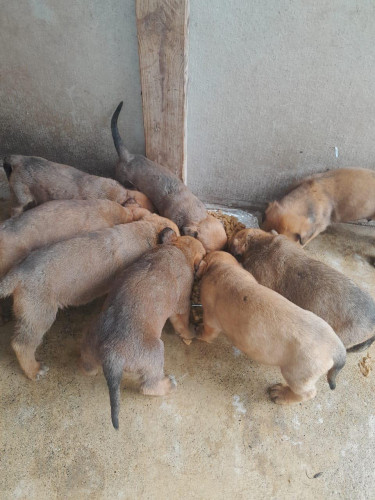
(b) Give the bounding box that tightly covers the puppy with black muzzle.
[263,168,375,245]
[229,228,375,352]
[111,102,227,252]
[196,251,346,405]
[80,229,206,429]
[3,154,155,216]
[0,213,178,380]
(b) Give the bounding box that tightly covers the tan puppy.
[0,199,149,278]
[111,102,227,252]
[0,214,178,380]
[229,228,375,352]
[197,251,346,405]
[3,155,155,216]
[80,229,206,429]
[263,168,375,245]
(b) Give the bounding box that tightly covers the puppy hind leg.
[140,338,176,396]
[268,366,318,405]
[11,305,58,380]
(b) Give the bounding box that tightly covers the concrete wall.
[187,0,375,208]
[0,0,145,198]
[2,1,375,209]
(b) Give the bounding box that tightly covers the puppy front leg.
[169,312,195,345]
[196,322,221,344]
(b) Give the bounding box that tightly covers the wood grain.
[136,0,189,181]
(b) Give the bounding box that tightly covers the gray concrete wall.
[187,0,375,208]
[0,0,145,198]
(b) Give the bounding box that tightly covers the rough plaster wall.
[0,0,144,199]
[187,0,375,208]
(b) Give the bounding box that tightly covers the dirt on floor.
[1,201,375,500]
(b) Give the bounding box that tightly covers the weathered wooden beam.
[136,0,189,182]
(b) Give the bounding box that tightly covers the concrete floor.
[1,202,375,499]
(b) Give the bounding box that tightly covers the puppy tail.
[2,157,12,180]
[111,101,133,163]
[327,345,346,390]
[346,334,375,353]
[0,268,19,298]
[103,357,124,430]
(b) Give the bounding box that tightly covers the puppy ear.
[158,227,178,244]
[182,226,198,239]
[195,259,207,278]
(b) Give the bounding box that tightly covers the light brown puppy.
[3,155,155,216]
[263,168,375,245]
[229,228,375,352]
[0,213,178,380]
[111,102,227,252]
[0,199,149,278]
[196,251,346,405]
[80,229,206,429]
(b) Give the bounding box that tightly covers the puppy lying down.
[80,229,206,429]
[263,168,375,245]
[0,213,178,380]
[111,102,227,252]
[3,154,154,216]
[229,228,375,352]
[196,251,346,405]
[0,199,148,278]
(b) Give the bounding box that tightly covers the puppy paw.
[182,338,192,345]
[268,383,294,405]
[35,364,49,381]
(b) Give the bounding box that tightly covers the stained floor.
[1,201,375,499]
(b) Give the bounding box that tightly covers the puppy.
[263,168,375,245]
[197,251,346,405]
[80,229,206,429]
[229,228,375,352]
[0,199,149,278]
[111,102,227,252]
[0,213,178,380]
[3,155,155,216]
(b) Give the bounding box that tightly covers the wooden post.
[136,0,189,182]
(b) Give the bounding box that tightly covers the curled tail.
[111,101,133,163]
[3,157,12,180]
[103,358,124,430]
[327,345,346,390]
[0,268,19,298]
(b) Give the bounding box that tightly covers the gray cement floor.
[1,201,375,499]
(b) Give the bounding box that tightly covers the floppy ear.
[195,259,207,278]
[158,227,178,244]
[230,236,247,258]
[182,226,198,239]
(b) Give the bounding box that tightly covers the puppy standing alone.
[111,102,227,252]
[0,213,178,380]
[3,155,154,215]
[196,251,346,405]
[80,229,206,429]
[263,168,375,245]
[229,229,375,352]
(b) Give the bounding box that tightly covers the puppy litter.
[190,210,251,325]
[359,352,372,377]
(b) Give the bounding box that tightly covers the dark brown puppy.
[0,199,148,278]
[0,214,178,380]
[263,168,375,245]
[3,155,155,215]
[111,102,227,252]
[229,228,375,351]
[80,229,206,429]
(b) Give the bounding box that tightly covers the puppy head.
[173,236,207,274]
[262,202,314,245]
[184,215,227,253]
[229,228,273,259]
[148,214,180,236]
